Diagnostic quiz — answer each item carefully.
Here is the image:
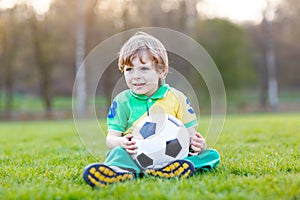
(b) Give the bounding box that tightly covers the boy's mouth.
[133,83,145,86]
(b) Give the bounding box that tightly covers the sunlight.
[0,0,52,15]
[196,0,282,23]
[30,0,51,15]
[0,0,19,9]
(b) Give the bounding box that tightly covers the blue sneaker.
[83,163,135,187]
[145,160,195,179]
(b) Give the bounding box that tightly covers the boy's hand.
[121,134,137,155]
[189,132,207,156]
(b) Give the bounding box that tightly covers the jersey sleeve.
[107,98,128,133]
[176,91,198,128]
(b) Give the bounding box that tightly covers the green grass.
[0,114,300,199]
[0,94,108,113]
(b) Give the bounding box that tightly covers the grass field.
[0,114,299,199]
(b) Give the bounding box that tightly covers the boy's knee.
[106,146,126,157]
[197,148,220,160]
[112,146,126,152]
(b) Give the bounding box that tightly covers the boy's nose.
[132,70,142,78]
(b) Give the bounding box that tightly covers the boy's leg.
[83,146,141,187]
[184,148,220,173]
[104,146,142,175]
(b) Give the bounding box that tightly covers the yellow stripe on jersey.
[124,87,197,135]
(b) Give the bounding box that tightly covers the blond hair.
[118,32,169,78]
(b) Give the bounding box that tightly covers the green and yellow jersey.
[107,84,198,135]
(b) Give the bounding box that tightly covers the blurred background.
[0,0,299,120]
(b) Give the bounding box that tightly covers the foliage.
[196,18,256,91]
[0,2,256,99]
[0,0,300,114]
[0,114,299,199]
[272,0,300,89]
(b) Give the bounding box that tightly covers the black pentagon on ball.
[136,153,153,168]
[139,122,156,139]
[165,139,182,158]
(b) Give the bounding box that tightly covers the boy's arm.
[106,130,122,148]
[188,127,207,155]
[106,130,137,154]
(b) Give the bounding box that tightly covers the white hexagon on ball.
[132,114,190,169]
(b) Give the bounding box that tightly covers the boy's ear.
[159,68,167,79]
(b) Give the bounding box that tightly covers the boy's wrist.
[189,146,195,153]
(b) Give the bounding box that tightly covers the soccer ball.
[132,114,190,169]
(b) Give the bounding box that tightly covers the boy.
[83,32,220,187]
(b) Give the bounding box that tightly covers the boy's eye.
[125,68,133,72]
[141,67,150,71]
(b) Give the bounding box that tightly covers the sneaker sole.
[145,160,195,179]
[82,163,134,187]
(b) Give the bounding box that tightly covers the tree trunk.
[3,28,16,119]
[262,6,279,111]
[31,16,53,116]
[4,58,14,117]
[256,55,268,109]
[75,0,87,117]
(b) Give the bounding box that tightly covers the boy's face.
[124,52,164,97]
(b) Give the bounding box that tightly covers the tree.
[30,13,55,115]
[74,0,87,117]
[248,0,300,110]
[262,2,279,111]
[195,19,255,92]
[0,8,18,117]
[272,0,300,89]
[0,17,3,111]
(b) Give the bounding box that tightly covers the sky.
[196,0,282,23]
[0,0,51,15]
[0,0,282,22]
